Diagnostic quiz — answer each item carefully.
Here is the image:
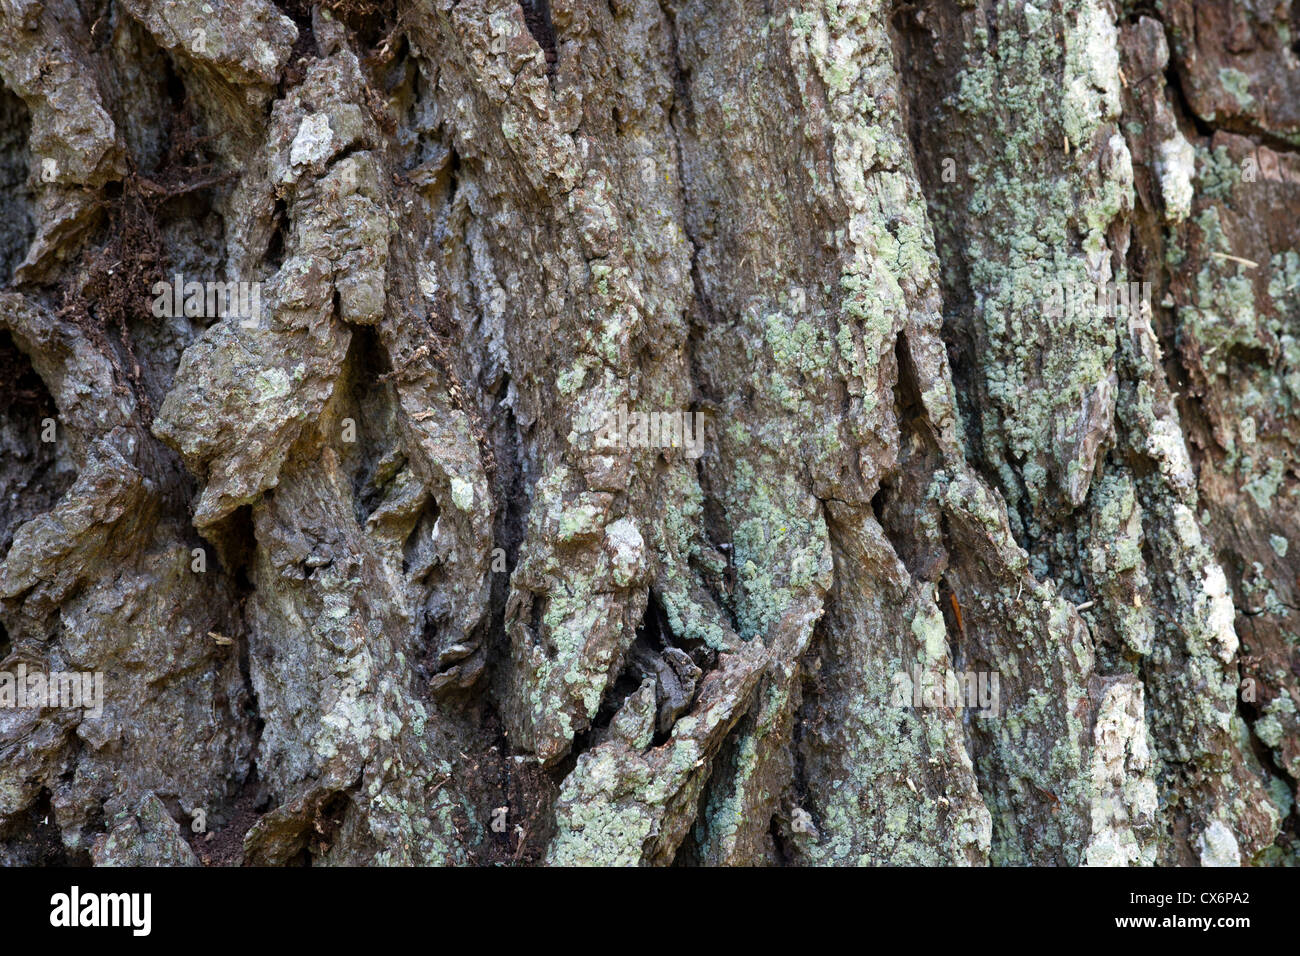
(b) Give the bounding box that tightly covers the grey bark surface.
[0,0,1295,865]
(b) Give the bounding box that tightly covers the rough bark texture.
[0,0,1296,866]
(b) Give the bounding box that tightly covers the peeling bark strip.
[0,0,1295,867]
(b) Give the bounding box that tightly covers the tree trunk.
[0,0,1296,866]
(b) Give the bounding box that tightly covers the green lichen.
[1216,68,1256,112]
[946,0,1130,527]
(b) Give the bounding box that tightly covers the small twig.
[1210,251,1259,269]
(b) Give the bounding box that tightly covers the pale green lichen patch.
[1216,68,1256,112]
[942,0,1132,530]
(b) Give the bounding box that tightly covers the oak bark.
[0,0,1296,866]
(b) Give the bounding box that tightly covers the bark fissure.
[0,0,1294,865]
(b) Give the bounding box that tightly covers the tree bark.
[0,0,1296,866]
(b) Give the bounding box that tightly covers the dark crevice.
[1163,55,1214,142]
[783,635,824,864]
[305,790,351,861]
[459,714,557,865]
[202,502,263,846]
[660,0,745,653]
[0,331,75,564]
[0,789,72,866]
[660,1,694,130]
[445,145,461,207]
[637,588,674,650]
[586,657,644,736]
[274,0,319,95]
[587,592,707,747]
[163,59,187,110]
[0,81,33,286]
[1122,3,1161,27]
[518,0,558,73]
[640,592,704,745]
[186,770,268,866]
[266,198,288,268]
[339,324,398,525]
[325,0,396,51]
[870,486,886,524]
[401,496,439,578]
[527,593,549,655]
[56,63,225,431]
[485,390,527,686]
[889,0,989,486]
[873,335,948,583]
[768,812,793,865]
